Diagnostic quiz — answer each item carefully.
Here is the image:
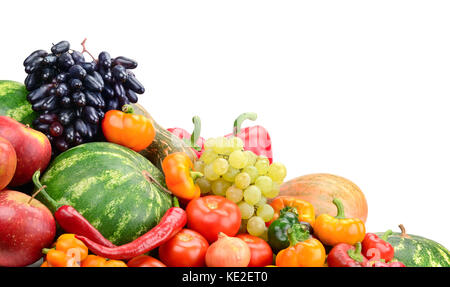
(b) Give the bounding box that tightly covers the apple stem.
[28,184,47,204]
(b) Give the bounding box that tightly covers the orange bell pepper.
[314,198,366,246]
[102,104,155,152]
[162,152,202,201]
[43,234,89,267]
[81,255,128,267]
[268,196,315,227]
[275,224,326,267]
[104,260,128,267]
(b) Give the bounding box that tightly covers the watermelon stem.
[233,112,257,136]
[31,170,60,212]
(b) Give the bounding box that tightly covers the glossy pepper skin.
[268,196,316,228]
[362,230,395,263]
[314,198,365,246]
[162,152,202,201]
[327,242,369,267]
[76,198,187,260]
[33,171,116,248]
[268,207,312,254]
[365,260,406,267]
[102,104,155,152]
[225,113,273,163]
[43,234,89,267]
[168,116,205,159]
[275,224,326,267]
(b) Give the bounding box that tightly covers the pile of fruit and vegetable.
[0,40,449,268]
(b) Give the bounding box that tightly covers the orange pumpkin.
[279,173,368,223]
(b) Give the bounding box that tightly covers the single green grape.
[244,151,257,167]
[256,204,275,222]
[264,181,280,199]
[230,137,244,151]
[222,166,240,182]
[200,150,218,164]
[213,137,228,154]
[229,150,248,169]
[204,138,216,151]
[225,185,243,203]
[238,201,255,219]
[211,179,231,196]
[254,157,270,175]
[235,172,251,189]
[243,165,258,184]
[193,160,205,173]
[268,162,287,183]
[212,158,229,175]
[255,196,267,207]
[243,185,261,205]
[247,216,266,236]
[196,177,212,194]
[204,164,220,181]
[255,175,273,197]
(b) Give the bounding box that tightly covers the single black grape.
[112,65,128,82]
[54,136,69,152]
[72,91,86,107]
[51,41,70,54]
[40,68,57,83]
[124,75,145,94]
[71,51,85,63]
[59,96,72,108]
[126,89,138,103]
[84,75,103,92]
[38,113,58,124]
[25,72,41,91]
[69,78,83,90]
[23,50,47,67]
[49,122,64,137]
[64,125,75,144]
[81,62,97,73]
[56,73,69,83]
[58,109,74,126]
[98,51,112,69]
[68,64,87,79]
[83,106,99,124]
[74,119,88,138]
[34,123,50,132]
[56,83,69,97]
[27,84,51,103]
[25,57,44,74]
[57,52,75,70]
[41,96,57,111]
[113,56,138,69]
[43,55,58,66]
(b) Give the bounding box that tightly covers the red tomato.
[127,255,166,267]
[236,234,274,267]
[186,195,241,243]
[159,229,209,267]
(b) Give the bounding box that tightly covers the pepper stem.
[233,112,257,136]
[190,171,203,182]
[31,170,60,212]
[189,116,202,151]
[172,196,180,208]
[287,223,310,246]
[332,198,346,219]
[381,229,393,241]
[280,206,298,217]
[347,242,364,263]
[122,104,134,114]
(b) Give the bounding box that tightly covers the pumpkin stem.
[332,198,346,219]
[398,224,410,238]
[31,170,60,212]
[233,112,257,136]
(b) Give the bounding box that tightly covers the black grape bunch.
[23,40,145,154]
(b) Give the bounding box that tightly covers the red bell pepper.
[225,113,273,163]
[364,260,406,267]
[327,242,369,267]
[168,116,205,158]
[362,230,395,262]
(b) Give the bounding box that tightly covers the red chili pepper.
[225,113,273,163]
[362,230,395,263]
[168,116,205,158]
[75,198,187,260]
[32,171,115,248]
[327,242,369,267]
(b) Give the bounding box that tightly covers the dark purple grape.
[25,72,41,91]
[83,106,99,124]
[71,51,85,63]
[57,52,75,70]
[124,75,145,94]
[49,122,64,137]
[102,84,115,98]
[56,73,69,83]
[51,41,70,54]
[126,89,138,103]
[43,55,58,66]
[40,68,57,83]
[68,64,87,79]
[99,67,113,83]
[97,109,105,119]
[69,78,83,90]
[56,83,69,97]
[48,88,57,97]
[75,107,83,118]
[84,75,103,92]
[27,84,52,103]
[25,57,44,74]
[58,110,74,126]
[73,132,84,145]
[59,96,72,108]
[112,65,128,82]
[92,71,104,87]
[41,96,57,111]
[24,50,47,67]
[113,56,138,69]
[64,125,75,144]
[74,119,88,137]
[38,113,58,124]
[81,62,97,73]
[34,123,50,132]
[114,82,126,99]
[85,91,105,108]
[54,137,69,152]
[98,51,112,69]
[72,91,86,107]
[105,97,119,111]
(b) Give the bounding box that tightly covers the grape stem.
[80,38,97,62]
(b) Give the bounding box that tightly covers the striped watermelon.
[36,142,173,245]
[376,225,450,267]
[0,80,37,125]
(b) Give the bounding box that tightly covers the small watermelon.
[0,80,37,125]
[36,142,173,245]
[376,225,450,267]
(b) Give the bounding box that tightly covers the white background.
[1,1,449,248]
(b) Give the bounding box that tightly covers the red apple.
[0,136,16,190]
[0,116,52,186]
[0,189,56,267]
